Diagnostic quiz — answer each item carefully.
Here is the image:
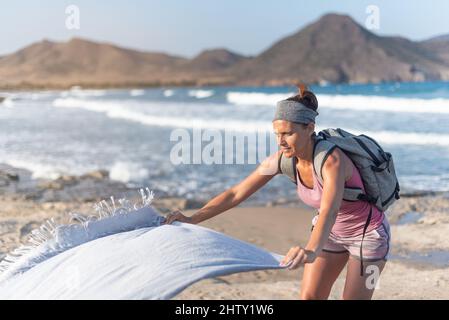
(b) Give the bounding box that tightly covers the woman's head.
[272,84,319,158]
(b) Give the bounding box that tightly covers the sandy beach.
[173,205,449,300]
[0,164,448,300]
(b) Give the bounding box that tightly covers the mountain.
[230,14,449,85]
[424,34,449,42]
[176,48,251,85]
[420,34,449,66]
[186,49,248,71]
[0,14,448,88]
[0,38,188,88]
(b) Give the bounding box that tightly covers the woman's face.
[272,120,315,158]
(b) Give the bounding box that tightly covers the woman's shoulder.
[263,150,283,163]
[258,150,283,176]
[321,147,354,182]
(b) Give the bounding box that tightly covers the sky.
[1,0,449,57]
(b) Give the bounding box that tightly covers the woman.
[164,85,391,300]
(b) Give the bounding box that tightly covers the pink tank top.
[296,158,384,237]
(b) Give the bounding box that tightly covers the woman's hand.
[279,246,316,270]
[162,210,195,225]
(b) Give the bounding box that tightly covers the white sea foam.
[29,92,58,100]
[1,158,65,180]
[318,94,449,114]
[129,89,145,97]
[227,92,291,106]
[52,98,272,132]
[1,91,60,102]
[52,97,449,147]
[2,98,14,108]
[344,129,449,147]
[109,161,149,183]
[60,88,107,98]
[227,92,449,114]
[400,174,449,192]
[163,89,175,97]
[1,156,152,184]
[188,89,214,99]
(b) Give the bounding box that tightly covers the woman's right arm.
[164,151,282,225]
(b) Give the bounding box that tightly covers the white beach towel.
[0,189,285,299]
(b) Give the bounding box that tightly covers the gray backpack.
[279,128,400,212]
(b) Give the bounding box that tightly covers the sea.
[1,81,449,205]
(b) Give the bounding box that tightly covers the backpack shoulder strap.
[278,134,337,187]
[278,152,297,185]
[312,136,337,186]
[313,133,366,202]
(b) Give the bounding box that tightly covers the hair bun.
[286,83,319,112]
[297,83,308,97]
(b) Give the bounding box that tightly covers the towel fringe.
[0,188,155,275]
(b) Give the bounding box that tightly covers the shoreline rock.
[0,163,204,211]
[1,162,448,263]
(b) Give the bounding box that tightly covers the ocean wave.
[1,158,65,180]
[109,161,149,183]
[345,129,449,147]
[188,90,214,99]
[1,98,14,108]
[227,92,291,106]
[52,98,272,132]
[400,174,449,192]
[51,98,449,146]
[60,88,107,98]
[29,92,60,100]
[319,94,449,114]
[129,89,145,97]
[1,91,60,102]
[163,89,175,97]
[1,156,151,184]
[227,92,449,114]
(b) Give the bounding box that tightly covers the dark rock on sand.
[0,169,20,187]
[0,163,193,210]
[35,170,133,203]
[0,164,133,203]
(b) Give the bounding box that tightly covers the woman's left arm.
[305,148,346,254]
[280,148,347,269]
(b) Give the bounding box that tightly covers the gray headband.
[273,100,318,124]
